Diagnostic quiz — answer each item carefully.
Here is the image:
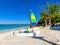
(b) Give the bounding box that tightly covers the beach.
[0,31,15,44]
[0,27,60,45]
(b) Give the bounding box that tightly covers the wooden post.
[49,19,51,26]
[45,19,47,27]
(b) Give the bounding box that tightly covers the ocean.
[0,24,30,33]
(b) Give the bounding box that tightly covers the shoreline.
[0,28,20,34]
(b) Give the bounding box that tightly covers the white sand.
[0,31,15,44]
[0,27,60,45]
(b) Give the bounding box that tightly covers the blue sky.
[0,0,60,24]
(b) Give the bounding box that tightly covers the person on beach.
[13,32,15,36]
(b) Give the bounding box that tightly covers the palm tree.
[37,3,60,26]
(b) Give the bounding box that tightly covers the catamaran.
[15,11,40,37]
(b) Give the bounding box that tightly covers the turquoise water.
[0,24,30,33]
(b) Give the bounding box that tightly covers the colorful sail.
[31,12,36,23]
[31,12,36,27]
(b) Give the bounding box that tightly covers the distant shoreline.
[0,24,30,25]
[0,24,30,33]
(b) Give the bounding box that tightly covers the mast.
[25,0,31,28]
[30,10,32,28]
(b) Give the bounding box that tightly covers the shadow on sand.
[32,37,58,45]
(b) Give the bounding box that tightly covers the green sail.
[31,12,36,23]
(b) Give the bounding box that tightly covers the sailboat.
[30,12,36,28]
